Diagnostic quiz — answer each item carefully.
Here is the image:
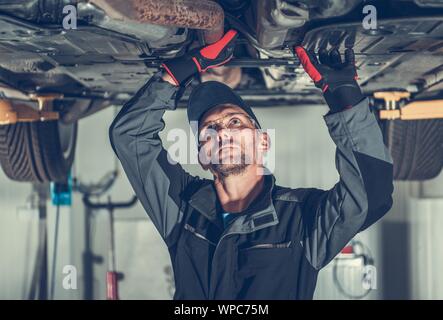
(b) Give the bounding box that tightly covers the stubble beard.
[210,149,250,179]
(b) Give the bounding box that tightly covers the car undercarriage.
[0,0,442,182]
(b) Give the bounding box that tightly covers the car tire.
[383,119,443,181]
[0,120,77,183]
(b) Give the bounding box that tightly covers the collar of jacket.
[188,174,278,231]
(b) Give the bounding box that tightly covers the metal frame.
[375,91,443,120]
[0,94,61,125]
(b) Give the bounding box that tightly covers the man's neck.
[214,165,265,213]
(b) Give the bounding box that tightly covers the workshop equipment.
[334,240,375,299]
[27,183,49,300]
[49,177,72,300]
[0,94,61,125]
[82,194,138,300]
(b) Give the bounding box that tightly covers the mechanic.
[109,29,394,300]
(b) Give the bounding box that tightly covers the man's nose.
[217,128,233,144]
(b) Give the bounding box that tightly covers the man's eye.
[228,118,242,127]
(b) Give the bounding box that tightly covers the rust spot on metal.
[93,0,224,32]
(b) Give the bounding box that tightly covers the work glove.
[161,29,238,86]
[295,46,364,113]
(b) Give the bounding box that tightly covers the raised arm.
[295,47,394,269]
[109,72,196,244]
[109,30,238,245]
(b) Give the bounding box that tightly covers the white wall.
[1,103,442,299]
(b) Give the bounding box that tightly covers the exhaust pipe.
[88,0,224,44]
[89,0,241,87]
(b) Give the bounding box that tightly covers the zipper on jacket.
[184,223,216,246]
[207,230,286,298]
[242,241,292,250]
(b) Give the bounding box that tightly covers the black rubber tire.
[384,119,443,181]
[0,120,77,183]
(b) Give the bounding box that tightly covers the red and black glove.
[161,29,238,86]
[295,46,364,113]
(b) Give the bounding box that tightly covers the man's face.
[197,104,267,178]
